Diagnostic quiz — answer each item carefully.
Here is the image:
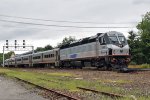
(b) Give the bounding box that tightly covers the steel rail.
[14,77,81,100]
[77,87,124,98]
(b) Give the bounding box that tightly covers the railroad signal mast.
[3,40,34,67]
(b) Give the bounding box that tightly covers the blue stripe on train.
[70,54,77,58]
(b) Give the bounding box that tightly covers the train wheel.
[96,59,106,68]
[91,60,95,67]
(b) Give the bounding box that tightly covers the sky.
[0,0,150,54]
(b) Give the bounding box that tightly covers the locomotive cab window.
[99,37,106,45]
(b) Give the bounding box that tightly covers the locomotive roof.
[32,48,59,55]
[107,31,124,36]
[60,31,125,49]
[60,33,103,49]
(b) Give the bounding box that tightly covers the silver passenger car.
[6,48,60,67]
[22,54,32,67]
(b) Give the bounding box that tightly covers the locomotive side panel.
[60,42,97,61]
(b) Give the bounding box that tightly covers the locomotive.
[4,31,130,70]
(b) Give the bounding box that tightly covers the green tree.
[137,12,150,63]
[35,47,45,52]
[0,51,15,65]
[57,36,76,47]
[44,45,53,50]
[35,44,53,52]
[5,51,15,59]
[127,31,145,64]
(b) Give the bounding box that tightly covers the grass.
[99,79,132,84]
[0,67,149,100]
[128,64,150,68]
[141,64,150,68]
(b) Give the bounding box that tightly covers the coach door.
[55,50,59,66]
[29,55,32,67]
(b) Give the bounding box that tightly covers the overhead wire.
[0,14,138,25]
[0,19,133,29]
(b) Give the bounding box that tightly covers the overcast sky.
[0,0,150,53]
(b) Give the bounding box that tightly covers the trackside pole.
[32,46,34,67]
[3,46,5,67]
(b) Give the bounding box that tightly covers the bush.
[141,64,150,68]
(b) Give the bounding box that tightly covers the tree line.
[34,36,76,52]
[128,12,150,64]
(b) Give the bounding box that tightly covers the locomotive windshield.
[109,36,126,45]
[109,36,119,44]
[118,36,126,44]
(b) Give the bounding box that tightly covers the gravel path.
[0,76,48,100]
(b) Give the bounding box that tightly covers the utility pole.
[3,46,4,67]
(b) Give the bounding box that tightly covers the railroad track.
[14,77,81,100]
[127,68,150,71]
[77,87,124,98]
[120,68,150,73]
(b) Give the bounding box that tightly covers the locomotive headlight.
[125,58,131,63]
[111,58,117,63]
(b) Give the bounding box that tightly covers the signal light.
[14,40,17,48]
[6,40,8,48]
[6,40,8,45]
[23,40,25,48]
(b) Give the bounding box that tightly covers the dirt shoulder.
[0,76,48,100]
